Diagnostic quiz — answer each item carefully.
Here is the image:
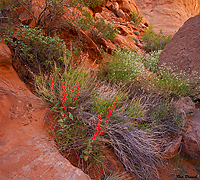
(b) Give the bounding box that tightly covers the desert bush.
[142,24,172,52]
[82,0,105,8]
[102,49,144,84]
[130,11,143,25]
[1,25,67,82]
[0,0,23,9]
[141,50,161,73]
[143,64,200,97]
[93,18,119,40]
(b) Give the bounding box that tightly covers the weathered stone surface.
[19,9,33,25]
[177,97,196,118]
[182,110,200,159]
[115,0,148,25]
[0,41,91,180]
[57,26,103,64]
[158,14,200,99]
[111,2,120,12]
[134,0,200,35]
[111,34,144,56]
[163,136,183,159]
[116,0,139,13]
[117,25,134,36]
[117,9,126,19]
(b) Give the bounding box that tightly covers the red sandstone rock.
[111,2,120,12]
[116,9,126,20]
[111,34,144,56]
[57,26,103,64]
[177,97,196,118]
[163,136,183,159]
[117,25,135,36]
[182,116,200,160]
[134,0,200,35]
[115,0,148,25]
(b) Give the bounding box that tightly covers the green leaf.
[57,119,63,123]
[69,112,73,120]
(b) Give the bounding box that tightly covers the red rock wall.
[133,0,200,35]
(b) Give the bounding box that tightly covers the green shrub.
[130,11,143,25]
[93,18,119,40]
[82,0,105,8]
[142,24,172,52]
[141,50,161,73]
[0,0,22,9]
[1,25,67,79]
[102,49,144,84]
[143,64,200,97]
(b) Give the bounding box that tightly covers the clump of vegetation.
[102,49,144,84]
[130,11,143,25]
[1,25,67,83]
[143,64,200,97]
[1,0,200,179]
[142,24,172,52]
[141,50,161,73]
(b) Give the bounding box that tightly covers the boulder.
[93,36,117,54]
[134,0,200,35]
[117,25,135,36]
[158,14,200,99]
[177,97,196,118]
[111,34,144,56]
[116,0,139,13]
[112,2,120,12]
[19,9,33,25]
[116,9,126,19]
[163,135,183,159]
[115,0,148,25]
[182,109,200,159]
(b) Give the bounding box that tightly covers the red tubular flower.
[72,85,80,102]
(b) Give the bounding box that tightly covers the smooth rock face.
[158,14,200,98]
[0,41,90,180]
[134,0,200,35]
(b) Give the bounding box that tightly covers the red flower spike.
[100,130,103,137]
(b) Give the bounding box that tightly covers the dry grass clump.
[104,123,161,179]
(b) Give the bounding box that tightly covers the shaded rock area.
[134,0,200,35]
[177,97,196,118]
[182,109,200,159]
[0,41,90,179]
[158,14,200,99]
